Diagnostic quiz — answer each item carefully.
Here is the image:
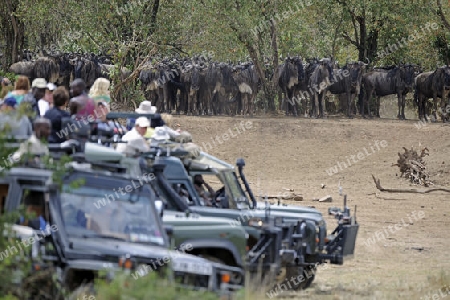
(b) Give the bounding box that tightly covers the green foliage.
[1,0,448,66]
[0,209,28,295]
[433,31,450,65]
[92,271,220,300]
[0,71,16,83]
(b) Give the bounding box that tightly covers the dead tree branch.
[372,175,450,194]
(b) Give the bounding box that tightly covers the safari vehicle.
[81,142,248,286]
[100,112,359,290]
[161,210,247,283]
[0,155,243,296]
[143,149,358,289]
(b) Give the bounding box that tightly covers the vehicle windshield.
[221,171,251,210]
[60,182,165,246]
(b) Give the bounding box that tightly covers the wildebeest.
[328,61,366,118]
[293,57,320,117]
[9,52,123,91]
[139,62,168,112]
[309,58,334,118]
[414,65,450,122]
[183,63,207,115]
[277,56,304,116]
[10,56,59,84]
[9,61,35,79]
[231,63,260,117]
[206,62,237,115]
[72,55,103,89]
[360,64,419,119]
[33,57,60,83]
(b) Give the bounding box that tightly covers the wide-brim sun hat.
[135,100,157,114]
[151,127,170,140]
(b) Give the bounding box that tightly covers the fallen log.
[372,175,450,194]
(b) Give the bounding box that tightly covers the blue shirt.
[44,107,71,143]
[19,215,48,232]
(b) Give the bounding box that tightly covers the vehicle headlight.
[248,217,263,227]
[118,255,134,270]
[221,272,231,284]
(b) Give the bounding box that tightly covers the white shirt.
[38,99,50,116]
[115,128,150,155]
[163,125,180,138]
[12,134,49,161]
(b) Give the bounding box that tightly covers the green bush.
[0,210,36,300]
[92,271,221,300]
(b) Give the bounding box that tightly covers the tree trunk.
[356,18,378,62]
[269,18,278,112]
[366,29,379,63]
[0,0,25,67]
[357,12,366,61]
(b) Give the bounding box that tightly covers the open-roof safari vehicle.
[0,139,243,298]
[89,112,360,290]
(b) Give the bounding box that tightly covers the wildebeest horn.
[365,57,370,65]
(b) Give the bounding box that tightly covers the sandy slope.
[171,114,450,299]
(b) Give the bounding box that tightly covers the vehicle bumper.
[173,264,244,295]
[321,222,359,265]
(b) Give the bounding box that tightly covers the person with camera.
[193,175,216,207]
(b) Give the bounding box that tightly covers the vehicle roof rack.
[106,112,160,120]
[71,153,127,173]
[140,147,190,159]
[48,141,80,154]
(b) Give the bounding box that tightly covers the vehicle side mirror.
[155,200,164,218]
[164,225,174,237]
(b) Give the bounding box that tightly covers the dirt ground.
[170,110,450,299]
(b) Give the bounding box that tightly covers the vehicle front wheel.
[67,283,96,300]
[276,265,316,291]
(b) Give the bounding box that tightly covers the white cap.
[46,82,57,91]
[135,117,150,128]
[32,78,47,88]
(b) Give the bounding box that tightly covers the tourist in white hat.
[116,116,151,155]
[127,100,159,138]
[38,82,57,116]
[135,100,157,114]
[150,126,170,147]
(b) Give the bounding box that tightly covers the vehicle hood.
[68,237,212,264]
[162,210,240,226]
[191,206,325,224]
[255,201,323,217]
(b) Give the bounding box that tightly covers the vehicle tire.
[276,265,316,291]
[301,265,316,289]
[67,283,96,300]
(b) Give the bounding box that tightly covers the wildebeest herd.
[7,51,450,122]
[8,51,130,90]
